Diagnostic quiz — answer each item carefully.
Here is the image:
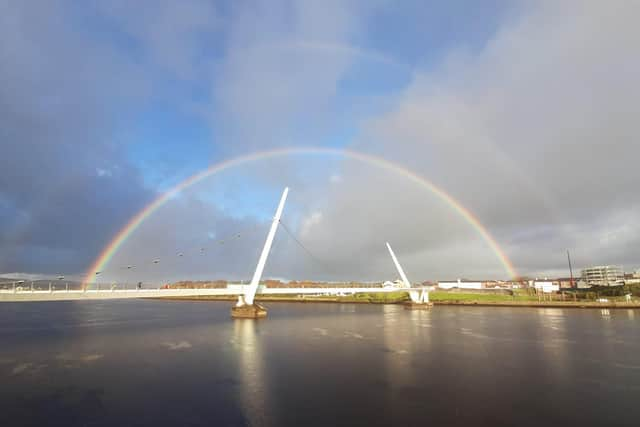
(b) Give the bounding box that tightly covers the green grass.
[336,292,409,304]
[271,291,538,304]
[163,289,639,305]
[429,291,538,303]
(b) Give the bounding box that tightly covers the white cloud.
[96,168,113,178]
[333,0,640,277]
[300,211,323,238]
[212,0,378,152]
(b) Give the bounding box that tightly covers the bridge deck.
[0,287,420,302]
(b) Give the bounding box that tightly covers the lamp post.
[93,271,101,291]
[127,265,135,290]
[152,259,160,289]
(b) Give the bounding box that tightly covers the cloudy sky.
[1,0,638,284]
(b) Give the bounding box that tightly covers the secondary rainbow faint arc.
[83,147,517,286]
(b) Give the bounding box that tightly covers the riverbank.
[432,300,640,309]
[156,292,640,309]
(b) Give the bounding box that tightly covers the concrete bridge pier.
[231,302,268,319]
[405,289,433,310]
[231,295,268,318]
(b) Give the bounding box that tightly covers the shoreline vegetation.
[157,291,640,309]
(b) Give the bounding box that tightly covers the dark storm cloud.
[0,1,153,274]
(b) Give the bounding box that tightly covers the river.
[0,300,638,426]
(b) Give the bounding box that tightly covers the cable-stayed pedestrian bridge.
[0,188,433,315]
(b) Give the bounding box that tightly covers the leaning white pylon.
[239,187,289,307]
[386,242,428,304]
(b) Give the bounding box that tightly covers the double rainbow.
[82,147,516,286]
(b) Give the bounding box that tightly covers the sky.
[1,0,639,284]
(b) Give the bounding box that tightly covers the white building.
[438,279,483,290]
[531,280,560,293]
[581,265,624,286]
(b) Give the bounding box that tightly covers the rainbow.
[82,147,516,286]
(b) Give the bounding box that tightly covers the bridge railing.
[0,281,173,293]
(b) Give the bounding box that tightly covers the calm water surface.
[1,300,638,426]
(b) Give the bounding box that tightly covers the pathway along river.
[1,300,638,426]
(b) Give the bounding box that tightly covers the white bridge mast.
[386,242,429,304]
[238,187,289,307]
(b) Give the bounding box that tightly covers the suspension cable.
[278,220,334,275]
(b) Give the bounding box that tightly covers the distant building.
[624,270,640,285]
[531,280,559,293]
[482,281,507,289]
[506,280,529,289]
[383,280,405,289]
[556,278,576,289]
[581,265,624,286]
[576,280,591,289]
[438,279,483,290]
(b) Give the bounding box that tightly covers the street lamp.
[94,271,101,291]
[151,258,161,289]
[126,265,136,290]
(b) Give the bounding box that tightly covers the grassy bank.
[333,291,409,304]
[158,292,409,304]
[429,291,536,303]
[157,290,640,308]
[429,291,640,307]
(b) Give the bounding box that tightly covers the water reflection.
[232,320,268,426]
[338,304,356,314]
[381,305,432,414]
[535,308,570,378]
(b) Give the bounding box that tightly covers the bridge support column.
[405,289,433,310]
[231,302,268,319]
[231,187,289,319]
[386,242,433,310]
[404,301,433,310]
